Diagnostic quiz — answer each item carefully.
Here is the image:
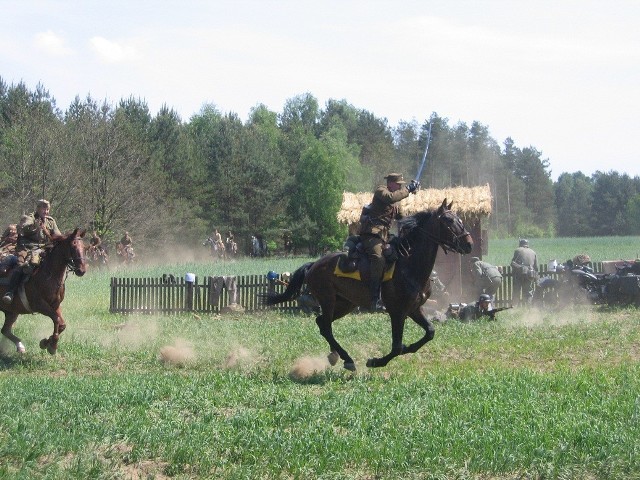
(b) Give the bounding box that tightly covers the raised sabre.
[414,119,433,183]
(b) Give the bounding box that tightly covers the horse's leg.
[315,296,357,371]
[401,309,436,354]
[366,313,406,368]
[1,312,26,353]
[39,307,65,355]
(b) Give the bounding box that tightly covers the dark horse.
[0,228,87,354]
[265,200,473,370]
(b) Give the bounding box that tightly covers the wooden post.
[185,273,195,311]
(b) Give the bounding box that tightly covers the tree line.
[1,78,639,257]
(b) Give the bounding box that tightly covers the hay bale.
[337,184,492,225]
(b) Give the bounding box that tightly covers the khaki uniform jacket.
[17,213,61,249]
[359,184,410,242]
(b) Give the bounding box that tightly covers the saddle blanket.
[333,262,395,282]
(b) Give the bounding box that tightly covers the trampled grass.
[1,252,640,479]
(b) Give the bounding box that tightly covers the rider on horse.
[359,173,419,311]
[2,199,61,305]
[116,231,135,263]
[0,223,18,274]
[88,230,107,263]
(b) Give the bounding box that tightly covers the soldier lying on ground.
[446,294,511,322]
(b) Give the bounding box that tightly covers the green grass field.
[1,238,639,479]
[485,236,640,267]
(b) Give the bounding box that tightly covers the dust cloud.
[112,317,159,348]
[506,306,601,328]
[223,345,261,369]
[289,355,329,380]
[158,338,195,366]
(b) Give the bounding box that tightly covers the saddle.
[0,248,43,284]
[335,235,399,282]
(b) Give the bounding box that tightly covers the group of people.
[353,171,547,320]
[1,199,61,304]
[0,199,137,303]
[86,230,134,266]
[444,239,538,321]
[466,239,538,307]
[204,229,238,259]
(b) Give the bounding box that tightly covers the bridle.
[65,237,86,275]
[399,209,470,256]
[431,210,471,254]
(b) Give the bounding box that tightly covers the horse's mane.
[397,211,434,241]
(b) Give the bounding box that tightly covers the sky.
[1,0,639,181]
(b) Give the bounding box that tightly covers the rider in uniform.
[358,173,419,311]
[117,231,134,261]
[0,224,18,274]
[88,231,106,262]
[2,199,61,304]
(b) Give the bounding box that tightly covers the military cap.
[36,199,51,209]
[519,239,529,247]
[384,173,406,184]
[479,294,492,303]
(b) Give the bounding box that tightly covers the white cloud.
[90,36,137,63]
[34,30,73,56]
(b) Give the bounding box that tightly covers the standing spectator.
[469,256,502,302]
[510,239,538,307]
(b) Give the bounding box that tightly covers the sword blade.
[415,120,433,182]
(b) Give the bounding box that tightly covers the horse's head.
[58,228,87,276]
[398,199,474,255]
[434,199,474,254]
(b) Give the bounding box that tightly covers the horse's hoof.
[16,342,26,353]
[327,351,339,366]
[47,345,57,355]
[39,338,48,350]
[366,358,380,368]
[343,362,356,372]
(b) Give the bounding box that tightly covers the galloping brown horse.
[265,200,473,370]
[0,228,86,354]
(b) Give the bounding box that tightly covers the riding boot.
[368,279,381,312]
[2,268,25,304]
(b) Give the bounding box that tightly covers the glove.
[407,180,420,194]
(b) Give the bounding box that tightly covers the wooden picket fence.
[492,261,605,308]
[109,274,297,314]
[110,262,607,314]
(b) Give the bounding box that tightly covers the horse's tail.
[263,262,313,306]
